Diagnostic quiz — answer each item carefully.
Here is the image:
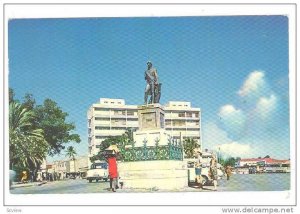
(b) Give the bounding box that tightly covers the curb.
[11,181,48,189]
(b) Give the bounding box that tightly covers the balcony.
[94,114,110,118]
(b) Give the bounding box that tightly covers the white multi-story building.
[164,101,201,143]
[87,98,202,159]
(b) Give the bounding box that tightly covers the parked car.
[86,162,109,183]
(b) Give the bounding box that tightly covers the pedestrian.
[21,170,28,183]
[29,170,34,182]
[193,148,203,189]
[118,176,124,189]
[209,155,218,191]
[225,165,232,181]
[37,171,42,182]
[105,144,120,192]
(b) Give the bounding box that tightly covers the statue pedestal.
[118,103,188,190]
[137,103,165,131]
[119,160,187,190]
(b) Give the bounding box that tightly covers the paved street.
[10,178,218,194]
[10,173,290,194]
[10,179,113,194]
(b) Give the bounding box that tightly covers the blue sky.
[8,16,290,161]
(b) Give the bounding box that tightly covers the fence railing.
[119,138,183,162]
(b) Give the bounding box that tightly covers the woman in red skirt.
[107,155,118,192]
[105,144,120,192]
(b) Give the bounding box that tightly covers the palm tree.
[183,138,200,158]
[65,146,77,175]
[65,146,77,160]
[9,102,48,170]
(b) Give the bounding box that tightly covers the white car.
[86,162,109,183]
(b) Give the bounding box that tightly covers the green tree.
[9,102,49,171]
[22,93,36,111]
[65,146,77,160]
[34,99,81,156]
[225,157,236,167]
[183,138,200,158]
[219,156,239,167]
[9,88,16,104]
[89,129,133,163]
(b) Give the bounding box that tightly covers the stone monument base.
[118,160,188,190]
[133,129,170,147]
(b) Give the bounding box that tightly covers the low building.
[53,159,68,180]
[51,156,89,179]
[75,156,89,178]
[235,158,290,174]
[237,158,290,167]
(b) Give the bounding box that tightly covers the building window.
[111,119,126,126]
[195,113,199,118]
[173,128,186,131]
[127,118,138,121]
[186,112,192,117]
[173,120,185,127]
[95,108,109,111]
[96,135,116,139]
[186,128,200,131]
[165,121,171,126]
[111,127,127,130]
[114,110,126,115]
[127,110,135,116]
[95,117,110,121]
[178,113,185,117]
[95,126,110,130]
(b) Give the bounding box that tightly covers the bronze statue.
[144,61,162,104]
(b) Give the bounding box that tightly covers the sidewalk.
[11,181,48,189]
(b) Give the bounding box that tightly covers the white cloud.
[219,105,238,115]
[219,104,243,117]
[213,142,252,158]
[238,70,266,97]
[218,105,246,140]
[202,122,231,151]
[202,70,288,159]
[255,94,278,120]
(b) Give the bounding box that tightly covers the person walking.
[21,170,28,183]
[193,148,203,189]
[225,165,232,181]
[105,144,119,192]
[210,155,218,191]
